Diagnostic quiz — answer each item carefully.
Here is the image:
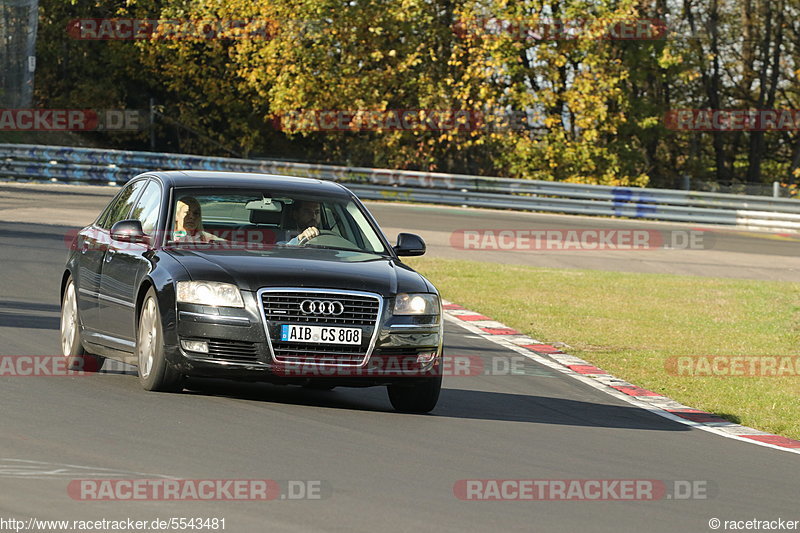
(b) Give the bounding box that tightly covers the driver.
[285,200,322,244]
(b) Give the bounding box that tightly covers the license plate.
[280,325,362,345]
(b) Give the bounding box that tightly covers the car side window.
[99,180,148,230]
[344,203,383,252]
[328,204,354,241]
[321,204,336,232]
[95,188,124,228]
[130,180,162,235]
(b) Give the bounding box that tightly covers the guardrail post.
[773,181,780,198]
[683,175,691,191]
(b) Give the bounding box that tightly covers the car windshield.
[167,188,389,255]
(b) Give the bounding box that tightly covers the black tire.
[60,275,105,372]
[387,375,442,413]
[136,288,183,392]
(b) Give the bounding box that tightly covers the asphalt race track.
[0,182,798,532]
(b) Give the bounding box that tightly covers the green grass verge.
[405,257,800,440]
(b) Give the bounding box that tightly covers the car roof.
[145,170,351,196]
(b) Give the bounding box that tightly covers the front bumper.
[165,289,443,385]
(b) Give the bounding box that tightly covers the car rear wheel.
[387,375,442,414]
[60,276,104,372]
[137,289,183,392]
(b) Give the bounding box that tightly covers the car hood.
[163,247,432,296]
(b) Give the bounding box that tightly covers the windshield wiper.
[302,244,386,255]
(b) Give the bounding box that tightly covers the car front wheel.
[60,276,104,372]
[387,375,442,414]
[137,288,183,392]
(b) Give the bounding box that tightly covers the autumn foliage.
[33,0,800,190]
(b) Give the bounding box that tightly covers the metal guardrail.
[1,143,799,232]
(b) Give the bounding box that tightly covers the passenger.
[173,196,223,243]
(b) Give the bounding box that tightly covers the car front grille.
[261,291,379,326]
[260,289,382,365]
[205,339,260,363]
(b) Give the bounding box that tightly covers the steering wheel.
[301,230,355,248]
[298,229,332,243]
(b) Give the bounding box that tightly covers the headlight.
[393,293,439,315]
[176,281,244,308]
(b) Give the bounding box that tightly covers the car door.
[98,178,162,347]
[75,180,146,333]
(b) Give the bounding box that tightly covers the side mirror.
[110,219,148,244]
[394,233,426,256]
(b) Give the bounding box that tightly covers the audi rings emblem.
[300,299,345,316]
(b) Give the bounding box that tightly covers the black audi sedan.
[60,171,443,413]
